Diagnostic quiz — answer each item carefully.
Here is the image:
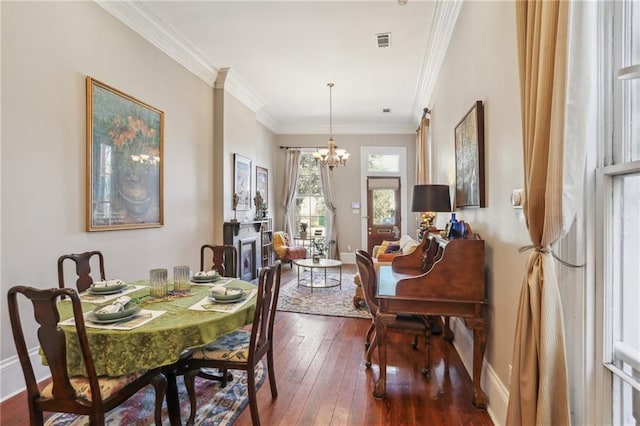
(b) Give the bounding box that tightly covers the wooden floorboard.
[0,265,494,425]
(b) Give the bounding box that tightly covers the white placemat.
[78,284,145,303]
[189,289,257,313]
[59,309,166,330]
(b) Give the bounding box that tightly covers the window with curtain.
[294,153,326,237]
[598,1,639,424]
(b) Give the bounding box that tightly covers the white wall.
[0,1,217,399]
[429,1,527,423]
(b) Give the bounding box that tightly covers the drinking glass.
[149,268,168,298]
[173,265,191,294]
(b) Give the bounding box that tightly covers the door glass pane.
[368,154,399,172]
[372,189,396,225]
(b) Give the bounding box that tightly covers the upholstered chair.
[273,231,307,268]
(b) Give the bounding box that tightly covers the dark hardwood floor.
[0,265,493,425]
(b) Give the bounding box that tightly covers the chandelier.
[313,83,350,170]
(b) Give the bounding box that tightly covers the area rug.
[44,362,265,426]
[277,270,371,319]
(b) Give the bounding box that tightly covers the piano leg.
[373,314,393,399]
[443,316,455,342]
[472,321,488,409]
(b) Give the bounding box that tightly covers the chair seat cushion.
[189,329,251,362]
[41,371,144,402]
[287,247,307,259]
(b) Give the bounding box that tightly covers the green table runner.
[56,280,256,376]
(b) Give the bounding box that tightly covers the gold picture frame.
[256,166,268,204]
[454,100,485,208]
[234,154,252,211]
[86,77,164,231]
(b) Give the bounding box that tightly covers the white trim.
[449,317,507,426]
[95,0,447,135]
[95,0,217,86]
[0,347,50,402]
[412,0,462,124]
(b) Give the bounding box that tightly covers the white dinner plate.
[208,295,247,304]
[86,310,140,324]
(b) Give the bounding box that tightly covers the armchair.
[273,231,307,268]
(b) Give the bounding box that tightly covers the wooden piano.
[375,232,488,408]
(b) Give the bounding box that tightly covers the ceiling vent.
[376,33,391,48]
[382,108,391,113]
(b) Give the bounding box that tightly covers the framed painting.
[256,166,268,204]
[234,154,252,211]
[86,77,164,231]
[454,100,485,208]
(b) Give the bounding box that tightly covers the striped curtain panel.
[415,114,430,185]
[506,1,571,425]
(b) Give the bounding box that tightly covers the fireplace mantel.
[224,220,265,236]
[223,220,271,280]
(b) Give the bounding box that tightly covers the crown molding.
[96,0,425,136]
[411,0,462,125]
[96,0,268,116]
[96,1,217,85]
[277,123,415,135]
[256,109,282,133]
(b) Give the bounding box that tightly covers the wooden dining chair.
[7,285,167,425]
[180,260,282,426]
[57,250,106,294]
[200,244,238,277]
[355,249,432,377]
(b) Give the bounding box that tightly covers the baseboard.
[449,317,508,426]
[340,252,355,264]
[0,347,50,402]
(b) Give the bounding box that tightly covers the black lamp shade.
[411,184,451,212]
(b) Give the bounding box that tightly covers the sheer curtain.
[281,149,301,235]
[319,165,339,259]
[416,113,430,185]
[505,1,593,424]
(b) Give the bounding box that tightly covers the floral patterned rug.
[277,270,371,319]
[44,361,265,425]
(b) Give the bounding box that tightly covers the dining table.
[54,277,258,425]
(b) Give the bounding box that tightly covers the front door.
[366,177,401,254]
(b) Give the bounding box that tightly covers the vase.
[448,213,464,239]
[119,169,151,217]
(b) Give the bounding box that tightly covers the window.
[598,1,640,424]
[294,153,326,237]
[368,154,400,173]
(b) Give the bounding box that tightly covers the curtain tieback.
[518,245,585,268]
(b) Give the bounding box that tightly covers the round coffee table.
[292,258,343,293]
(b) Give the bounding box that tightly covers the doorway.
[366,177,401,253]
[359,146,407,255]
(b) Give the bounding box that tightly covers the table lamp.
[411,184,452,237]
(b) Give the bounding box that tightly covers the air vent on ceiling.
[376,33,391,48]
[382,108,391,113]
